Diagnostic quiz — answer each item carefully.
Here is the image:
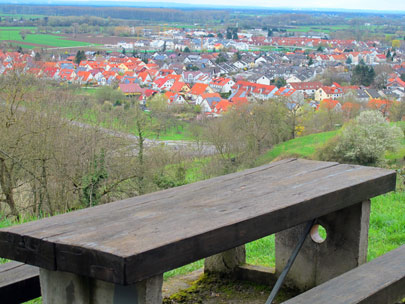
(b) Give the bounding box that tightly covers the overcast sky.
[56,0,404,11]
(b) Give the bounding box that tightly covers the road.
[71,120,217,156]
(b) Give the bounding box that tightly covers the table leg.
[40,268,163,304]
[204,245,246,274]
[275,200,370,291]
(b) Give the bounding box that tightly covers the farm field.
[0,13,45,19]
[0,27,98,48]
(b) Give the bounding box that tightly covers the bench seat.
[282,245,405,304]
[0,261,40,304]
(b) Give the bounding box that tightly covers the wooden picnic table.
[0,158,396,303]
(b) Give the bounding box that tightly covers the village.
[1,28,405,119]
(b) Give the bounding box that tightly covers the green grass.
[256,130,338,165]
[0,28,97,48]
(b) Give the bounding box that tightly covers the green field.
[0,13,45,20]
[0,27,97,48]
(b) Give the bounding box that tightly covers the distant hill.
[0,1,403,14]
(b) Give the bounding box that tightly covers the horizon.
[1,0,404,13]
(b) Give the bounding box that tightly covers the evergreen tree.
[268,29,273,37]
[122,48,126,55]
[352,62,375,86]
[74,50,86,64]
[308,57,314,66]
[226,29,232,40]
[184,46,191,53]
[275,77,286,88]
[386,49,391,61]
[346,56,352,65]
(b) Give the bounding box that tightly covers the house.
[213,99,233,116]
[58,69,76,82]
[170,81,190,94]
[364,88,381,100]
[165,92,187,105]
[189,83,214,99]
[315,86,343,101]
[209,78,235,93]
[153,77,175,91]
[195,93,222,107]
[288,82,323,97]
[75,71,94,85]
[387,77,405,89]
[199,94,222,114]
[118,83,142,96]
[256,75,271,86]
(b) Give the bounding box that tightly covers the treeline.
[0,5,228,24]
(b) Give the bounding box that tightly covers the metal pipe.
[265,219,316,304]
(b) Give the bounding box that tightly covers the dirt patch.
[163,273,300,304]
[59,34,143,44]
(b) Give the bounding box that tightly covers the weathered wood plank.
[282,245,405,304]
[0,261,40,303]
[0,159,396,284]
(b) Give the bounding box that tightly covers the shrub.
[317,111,403,165]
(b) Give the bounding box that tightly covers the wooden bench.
[282,245,405,304]
[0,261,40,303]
[0,159,397,303]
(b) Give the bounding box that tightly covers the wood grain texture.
[0,159,396,284]
[282,245,405,304]
[0,261,40,303]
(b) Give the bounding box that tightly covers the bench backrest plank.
[0,159,396,284]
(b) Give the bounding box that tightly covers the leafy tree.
[232,32,238,40]
[317,46,324,52]
[308,57,313,66]
[317,111,403,165]
[122,48,126,55]
[217,32,223,39]
[275,77,286,88]
[184,46,190,53]
[392,40,401,49]
[74,50,86,64]
[400,73,405,82]
[226,29,232,40]
[215,53,227,64]
[346,56,352,65]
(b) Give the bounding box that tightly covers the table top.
[0,159,396,285]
